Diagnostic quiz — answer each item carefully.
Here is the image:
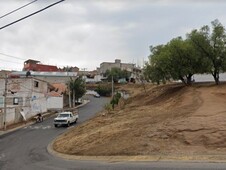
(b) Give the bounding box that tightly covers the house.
[23,59,59,72]
[0,77,48,128]
[47,83,66,108]
[0,70,12,78]
[47,91,63,111]
[98,59,135,75]
[97,59,142,83]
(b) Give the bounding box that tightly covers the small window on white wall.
[34,81,39,88]
[13,97,19,105]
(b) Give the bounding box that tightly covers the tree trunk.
[72,90,75,107]
[214,75,219,85]
[186,74,193,85]
[179,76,187,86]
[212,71,220,85]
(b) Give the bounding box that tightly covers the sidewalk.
[0,100,90,136]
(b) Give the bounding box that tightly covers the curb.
[47,140,226,163]
[0,121,34,137]
[47,100,226,163]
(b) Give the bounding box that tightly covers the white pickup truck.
[54,111,78,127]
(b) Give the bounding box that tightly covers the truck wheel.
[54,124,58,128]
[75,118,78,123]
[67,121,70,127]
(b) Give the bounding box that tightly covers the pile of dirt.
[53,82,226,156]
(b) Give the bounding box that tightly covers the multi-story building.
[98,59,135,75]
[0,77,48,128]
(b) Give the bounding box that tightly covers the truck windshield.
[58,114,70,117]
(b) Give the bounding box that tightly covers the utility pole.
[111,75,114,98]
[3,74,7,130]
[67,71,72,108]
[68,85,71,108]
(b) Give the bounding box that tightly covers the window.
[13,97,19,105]
[13,97,22,105]
[34,81,39,88]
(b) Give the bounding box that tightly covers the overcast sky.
[1,0,226,71]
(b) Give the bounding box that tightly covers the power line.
[0,66,21,71]
[0,52,26,60]
[0,58,23,64]
[0,0,65,31]
[0,0,38,20]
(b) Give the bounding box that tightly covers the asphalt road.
[1,96,226,170]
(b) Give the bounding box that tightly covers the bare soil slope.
[53,83,226,156]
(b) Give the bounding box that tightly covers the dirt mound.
[53,83,226,156]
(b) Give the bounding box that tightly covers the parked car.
[54,111,78,127]
[94,93,100,98]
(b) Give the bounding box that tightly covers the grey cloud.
[1,0,226,70]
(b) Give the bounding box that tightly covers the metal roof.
[10,71,78,77]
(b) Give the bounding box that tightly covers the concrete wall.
[30,92,47,115]
[5,108,16,124]
[47,96,63,110]
[10,71,77,84]
[0,77,48,128]
[99,59,135,75]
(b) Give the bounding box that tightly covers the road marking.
[23,125,52,130]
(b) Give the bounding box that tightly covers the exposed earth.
[52,82,226,158]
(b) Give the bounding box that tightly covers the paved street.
[1,96,226,170]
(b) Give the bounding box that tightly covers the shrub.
[95,84,112,96]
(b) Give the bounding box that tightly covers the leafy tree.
[144,45,171,84]
[167,37,208,85]
[95,84,112,96]
[67,77,86,107]
[62,66,72,72]
[104,67,131,83]
[110,92,121,110]
[188,19,226,84]
[144,37,209,85]
[144,19,226,85]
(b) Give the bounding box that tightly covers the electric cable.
[0,0,38,19]
[0,0,65,31]
[0,52,26,60]
[0,58,23,64]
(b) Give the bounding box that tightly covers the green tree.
[110,92,121,110]
[144,45,171,84]
[95,84,111,96]
[167,37,209,85]
[67,77,86,107]
[105,67,130,83]
[188,19,226,84]
[144,37,208,85]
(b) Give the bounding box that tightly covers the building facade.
[0,77,48,128]
[98,59,135,75]
[9,71,77,84]
[23,59,59,72]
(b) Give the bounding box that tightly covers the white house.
[0,77,48,128]
[47,91,63,111]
